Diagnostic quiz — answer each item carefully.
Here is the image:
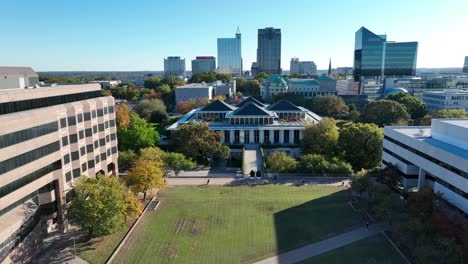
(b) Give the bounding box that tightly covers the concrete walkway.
[254,224,385,264]
[31,232,89,264]
[243,148,258,175]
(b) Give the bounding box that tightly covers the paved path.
[165,177,351,187]
[166,177,239,185]
[254,224,385,264]
[32,232,89,264]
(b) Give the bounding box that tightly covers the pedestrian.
[207,179,210,185]
[366,221,369,231]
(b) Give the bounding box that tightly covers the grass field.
[298,234,406,264]
[113,185,362,264]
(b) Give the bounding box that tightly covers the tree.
[361,100,410,127]
[155,84,171,94]
[163,152,196,176]
[300,154,330,174]
[124,87,141,101]
[126,158,166,199]
[124,192,143,219]
[309,95,349,118]
[434,109,467,118]
[118,113,160,151]
[302,117,339,157]
[339,123,383,170]
[266,152,298,173]
[116,103,131,128]
[68,175,126,237]
[135,99,168,123]
[351,175,370,196]
[170,123,229,164]
[118,149,138,171]
[387,92,426,119]
[255,72,270,80]
[175,100,194,114]
[144,77,162,89]
[140,146,165,163]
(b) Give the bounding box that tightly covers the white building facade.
[423,89,468,112]
[382,119,468,213]
[290,58,317,75]
[0,67,39,90]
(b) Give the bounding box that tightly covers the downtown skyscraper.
[353,27,418,81]
[217,28,242,77]
[257,27,281,75]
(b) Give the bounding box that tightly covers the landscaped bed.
[112,185,362,264]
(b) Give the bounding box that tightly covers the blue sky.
[1,0,467,71]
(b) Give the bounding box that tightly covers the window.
[109,119,116,127]
[105,121,109,129]
[85,128,92,137]
[77,113,83,123]
[63,154,70,165]
[79,130,84,139]
[108,106,114,113]
[97,109,104,117]
[104,107,108,115]
[71,151,79,161]
[110,133,116,141]
[106,135,110,143]
[67,116,76,126]
[94,140,99,149]
[274,130,279,143]
[264,130,270,143]
[84,112,91,121]
[93,125,98,134]
[92,110,97,118]
[81,162,87,172]
[88,160,95,169]
[100,152,107,161]
[111,146,117,154]
[0,122,58,149]
[66,171,72,182]
[95,155,100,163]
[80,146,86,156]
[99,138,105,146]
[86,144,94,153]
[0,141,60,174]
[60,118,67,128]
[107,149,111,157]
[69,134,78,144]
[62,136,69,146]
[72,168,81,178]
[98,124,105,132]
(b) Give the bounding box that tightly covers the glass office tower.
[385,42,418,77]
[353,27,386,81]
[464,56,468,73]
[257,27,282,75]
[217,29,242,77]
[353,27,418,81]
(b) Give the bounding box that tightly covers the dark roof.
[237,97,266,108]
[267,100,303,111]
[231,102,272,116]
[200,100,236,112]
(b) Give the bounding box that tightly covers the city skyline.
[1,0,467,71]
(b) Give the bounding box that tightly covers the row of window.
[60,106,115,128]
[223,130,300,144]
[384,135,468,180]
[0,142,60,175]
[0,161,61,199]
[425,175,468,200]
[0,91,103,115]
[0,121,58,149]
[0,191,38,217]
[382,147,415,167]
[62,128,116,149]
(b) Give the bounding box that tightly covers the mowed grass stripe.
[113,185,361,264]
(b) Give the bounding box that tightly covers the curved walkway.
[254,224,386,264]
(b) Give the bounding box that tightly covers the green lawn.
[114,185,362,264]
[298,234,406,264]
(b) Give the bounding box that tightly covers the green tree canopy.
[386,92,426,119]
[155,84,171,94]
[144,77,162,89]
[164,152,196,176]
[118,149,138,171]
[361,99,410,127]
[118,113,160,151]
[338,123,383,170]
[135,99,168,123]
[309,95,349,118]
[302,117,339,158]
[434,109,468,118]
[236,78,260,98]
[69,175,127,237]
[169,123,229,164]
[266,152,298,173]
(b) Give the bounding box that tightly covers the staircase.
[243,144,262,177]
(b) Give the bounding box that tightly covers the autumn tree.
[126,158,166,199]
[116,103,131,128]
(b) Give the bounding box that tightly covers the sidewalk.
[255,224,385,264]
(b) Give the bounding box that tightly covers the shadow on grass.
[273,189,360,263]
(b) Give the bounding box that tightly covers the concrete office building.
[382,119,468,213]
[423,89,468,112]
[0,83,118,262]
[175,81,236,103]
[217,29,242,77]
[191,56,216,74]
[290,58,317,75]
[463,56,468,74]
[257,28,281,75]
[336,78,359,95]
[353,27,418,81]
[168,98,321,149]
[0,67,39,90]
[164,56,186,77]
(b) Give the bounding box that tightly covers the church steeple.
[236,26,241,38]
[328,58,332,76]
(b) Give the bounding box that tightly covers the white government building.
[382,119,468,213]
[168,97,321,145]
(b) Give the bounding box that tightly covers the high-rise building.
[191,56,216,74]
[290,58,317,75]
[257,27,281,75]
[217,28,242,77]
[0,82,118,262]
[353,27,418,81]
[164,56,186,77]
[463,56,468,73]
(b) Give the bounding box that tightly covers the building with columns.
[382,119,468,213]
[167,97,321,146]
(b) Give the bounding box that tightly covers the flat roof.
[176,83,212,89]
[0,83,101,102]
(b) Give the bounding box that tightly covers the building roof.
[288,79,320,86]
[200,100,236,112]
[267,100,303,112]
[230,102,273,116]
[317,75,334,81]
[266,75,288,86]
[176,83,212,89]
[385,87,408,96]
[0,66,37,76]
[236,97,266,108]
